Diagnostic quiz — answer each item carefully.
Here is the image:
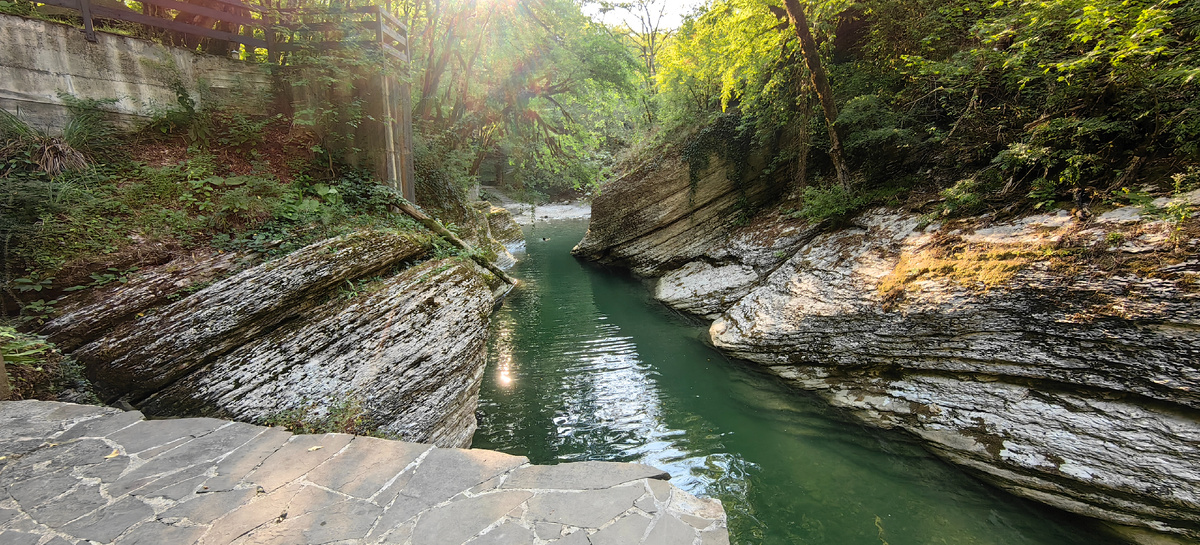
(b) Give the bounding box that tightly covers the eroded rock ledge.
[710,210,1200,544]
[0,400,728,545]
[45,226,508,448]
[575,153,1200,544]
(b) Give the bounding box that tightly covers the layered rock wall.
[49,226,513,448]
[577,151,1200,543]
[710,210,1200,543]
[573,152,791,277]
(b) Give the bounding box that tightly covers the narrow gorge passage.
[473,219,1121,545]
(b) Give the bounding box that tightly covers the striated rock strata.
[710,209,1200,543]
[56,229,504,448]
[573,153,792,278]
[577,152,1200,544]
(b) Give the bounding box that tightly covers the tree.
[599,0,676,122]
[0,351,10,401]
[780,0,850,189]
[402,0,639,194]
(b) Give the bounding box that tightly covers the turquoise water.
[473,219,1119,545]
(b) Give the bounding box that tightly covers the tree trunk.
[387,196,516,286]
[782,0,851,189]
[1,351,11,401]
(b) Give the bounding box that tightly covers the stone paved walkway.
[0,401,728,545]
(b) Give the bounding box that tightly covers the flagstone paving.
[0,401,728,545]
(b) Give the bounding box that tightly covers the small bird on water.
[541,237,550,241]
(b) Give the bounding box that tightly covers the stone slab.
[60,496,155,543]
[410,491,532,545]
[524,484,644,528]
[306,436,427,500]
[245,433,354,492]
[0,530,41,545]
[588,514,652,545]
[467,521,537,545]
[0,401,726,545]
[502,461,668,490]
[644,513,697,545]
[56,410,145,442]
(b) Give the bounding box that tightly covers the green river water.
[473,219,1120,545]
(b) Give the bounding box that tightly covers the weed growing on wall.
[264,395,392,437]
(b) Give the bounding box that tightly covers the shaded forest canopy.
[1,0,1198,292]
[3,0,1197,203]
[317,0,1199,214]
[652,0,1199,220]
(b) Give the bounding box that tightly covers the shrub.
[794,184,871,222]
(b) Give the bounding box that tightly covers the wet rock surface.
[0,400,728,545]
[579,160,1200,544]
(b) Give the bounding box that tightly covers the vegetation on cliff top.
[3,0,1198,397]
[650,0,1199,222]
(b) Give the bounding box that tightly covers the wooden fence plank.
[139,0,263,29]
[286,21,370,33]
[34,0,406,64]
[384,44,407,62]
[90,4,268,49]
[202,0,265,14]
[36,0,267,48]
[379,22,405,47]
[376,8,407,34]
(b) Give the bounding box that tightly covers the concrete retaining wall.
[0,13,273,132]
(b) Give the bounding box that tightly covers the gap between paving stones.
[1,400,728,545]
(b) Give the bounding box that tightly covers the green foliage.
[792,184,871,221]
[396,0,640,198]
[12,272,54,293]
[144,70,217,147]
[0,0,35,16]
[1,105,91,177]
[650,0,1198,211]
[264,396,388,437]
[682,113,753,197]
[218,113,282,151]
[57,93,123,161]
[1,108,427,317]
[0,325,97,402]
[0,325,51,366]
[938,177,988,216]
[63,267,139,292]
[836,95,922,182]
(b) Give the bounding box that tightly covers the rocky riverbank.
[574,154,1200,544]
[40,201,524,449]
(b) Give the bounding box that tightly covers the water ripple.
[474,220,1121,545]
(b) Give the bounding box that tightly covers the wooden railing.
[19,0,415,201]
[31,0,407,64]
[278,5,408,62]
